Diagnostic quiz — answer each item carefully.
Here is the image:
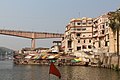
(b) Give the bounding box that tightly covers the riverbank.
[13,59,89,66]
[13,49,120,71]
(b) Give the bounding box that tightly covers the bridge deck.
[0,29,64,39]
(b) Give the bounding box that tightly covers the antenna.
[78,12,80,18]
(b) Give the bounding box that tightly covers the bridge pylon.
[31,38,35,50]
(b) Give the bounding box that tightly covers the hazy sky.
[0,0,120,50]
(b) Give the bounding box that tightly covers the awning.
[74,58,82,62]
[29,54,35,56]
[25,55,32,59]
[47,56,55,59]
[42,55,48,59]
[32,55,41,59]
[71,58,82,62]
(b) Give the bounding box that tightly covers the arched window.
[84,40,85,43]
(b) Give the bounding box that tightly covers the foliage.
[108,8,120,70]
[112,64,119,71]
[108,8,120,33]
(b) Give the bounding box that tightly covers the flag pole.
[49,62,51,80]
[49,74,50,80]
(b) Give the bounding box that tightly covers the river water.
[0,60,120,80]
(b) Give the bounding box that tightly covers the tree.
[108,8,120,69]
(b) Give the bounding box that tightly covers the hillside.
[0,47,14,55]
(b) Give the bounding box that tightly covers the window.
[106,29,108,33]
[106,23,108,26]
[100,25,101,29]
[77,28,81,31]
[77,23,81,25]
[77,46,81,50]
[78,40,80,43]
[68,41,72,48]
[89,40,91,43]
[103,25,105,28]
[89,35,91,36]
[71,28,76,30]
[102,30,104,34]
[76,33,81,36]
[105,41,108,46]
[62,37,64,40]
[108,35,109,39]
[82,20,86,25]
[82,28,86,31]
[88,21,92,24]
[99,41,101,47]
[82,45,86,49]
[82,23,86,25]
[72,22,75,26]
[84,40,85,43]
[88,45,92,49]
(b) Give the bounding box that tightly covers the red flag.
[49,62,61,79]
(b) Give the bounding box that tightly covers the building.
[93,14,120,55]
[62,17,93,54]
[93,15,109,55]
[92,14,120,66]
[50,41,63,53]
[62,14,120,56]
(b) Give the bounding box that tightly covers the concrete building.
[93,14,120,55]
[93,15,109,55]
[51,41,62,53]
[92,14,120,66]
[62,14,120,56]
[62,13,120,66]
[62,17,93,54]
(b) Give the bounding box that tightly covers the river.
[0,60,120,80]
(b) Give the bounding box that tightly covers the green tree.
[108,8,120,69]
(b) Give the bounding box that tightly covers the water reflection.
[60,66,120,80]
[0,61,120,80]
[12,65,50,80]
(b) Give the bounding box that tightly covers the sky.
[0,0,120,50]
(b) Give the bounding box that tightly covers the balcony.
[87,24,92,26]
[93,34,98,37]
[100,28,105,31]
[93,28,98,32]
[95,39,99,42]
[98,34,105,37]
[70,29,76,33]
[105,32,109,35]
[81,36,92,39]
[65,35,72,40]
[106,37,109,41]
[76,36,81,39]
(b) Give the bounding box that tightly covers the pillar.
[31,38,35,49]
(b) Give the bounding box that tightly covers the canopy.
[29,54,35,56]
[47,56,55,59]
[25,55,32,59]
[71,58,82,62]
[32,55,41,59]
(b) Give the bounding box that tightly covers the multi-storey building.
[62,17,93,54]
[93,15,109,55]
[62,14,120,58]
[93,14,120,56]
[92,14,120,66]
